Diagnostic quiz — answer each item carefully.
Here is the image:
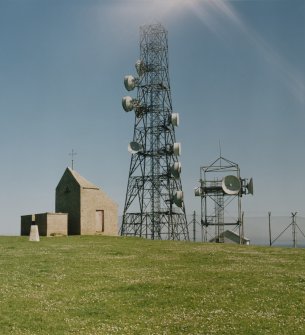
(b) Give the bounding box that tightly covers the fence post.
[193,211,196,242]
[268,212,272,246]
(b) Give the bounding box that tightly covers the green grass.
[0,236,305,335]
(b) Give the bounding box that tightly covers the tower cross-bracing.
[121,24,189,240]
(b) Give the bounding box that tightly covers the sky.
[0,0,304,243]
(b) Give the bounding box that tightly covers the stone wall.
[56,174,81,235]
[21,214,35,236]
[80,188,118,236]
[36,213,68,236]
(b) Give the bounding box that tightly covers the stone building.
[21,168,118,237]
[55,167,118,236]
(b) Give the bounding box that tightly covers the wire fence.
[186,213,305,247]
[118,214,305,248]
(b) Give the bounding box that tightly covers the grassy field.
[0,236,305,335]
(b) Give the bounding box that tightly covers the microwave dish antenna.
[128,141,143,154]
[122,96,135,112]
[124,75,138,91]
[173,190,184,207]
[171,113,179,127]
[171,162,182,179]
[173,142,181,156]
[246,178,254,195]
[222,175,241,195]
[135,60,146,76]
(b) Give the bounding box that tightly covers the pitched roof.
[223,230,250,242]
[67,167,99,190]
[209,230,250,244]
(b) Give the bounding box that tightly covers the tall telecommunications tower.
[121,24,189,240]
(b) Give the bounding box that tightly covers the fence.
[118,214,305,247]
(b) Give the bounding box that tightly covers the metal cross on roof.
[69,149,77,170]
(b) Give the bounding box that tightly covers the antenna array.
[121,24,189,240]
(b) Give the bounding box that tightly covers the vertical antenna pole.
[218,139,222,158]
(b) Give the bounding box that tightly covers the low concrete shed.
[210,230,250,245]
[21,213,68,237]
[21,214,35,236]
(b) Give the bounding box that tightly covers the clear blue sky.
[0,0,304,241]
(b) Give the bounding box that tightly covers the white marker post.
[29,225,40,242]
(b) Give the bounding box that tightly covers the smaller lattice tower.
[194,156,253,243]
[121,24,189,240]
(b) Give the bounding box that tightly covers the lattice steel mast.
[121,24,189,240]
[194,156,253,243]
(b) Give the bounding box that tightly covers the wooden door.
[95,210,104,233]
